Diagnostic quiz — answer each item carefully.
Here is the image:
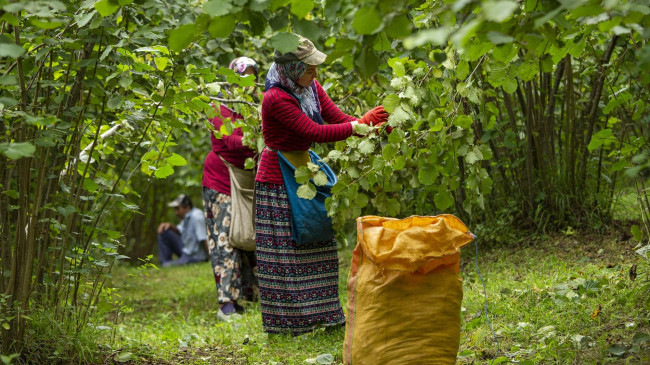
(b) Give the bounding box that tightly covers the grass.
[97,233,649,364]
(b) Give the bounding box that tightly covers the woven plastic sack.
[344,215,474,365]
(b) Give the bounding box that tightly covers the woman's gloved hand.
[359,106,390,126]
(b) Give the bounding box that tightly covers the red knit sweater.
[256,81,357,184]
[202,105,256,195]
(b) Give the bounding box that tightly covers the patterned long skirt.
[254,181,345,334]
[202,187,258,304]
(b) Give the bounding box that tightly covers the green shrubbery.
[1,0,649,360]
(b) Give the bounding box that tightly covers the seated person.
[157,194,208,267]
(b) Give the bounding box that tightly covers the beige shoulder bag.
[218,155,256,251]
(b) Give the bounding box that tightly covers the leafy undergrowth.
[98,233,649,364]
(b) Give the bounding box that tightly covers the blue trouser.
[157,229,203,267]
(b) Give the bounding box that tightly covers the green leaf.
[492,43,518,63]
[154,164,174,178]
[95,0,120,17]
[83,179,99,193]
[204,0,232,17]
[517,61,539,82]
[355,193,369,208]
[382,144,398,160]
[115,351,133,363]
[352,7,382,35]
[107,95,124,109]
[487,31,515,44]
[631,225,644,243]
[404,27,451,49]
[119,74,132,88]
[166,153,187,166]
[154,57,169,71]
[483,0,519,22]
[387,128,404,144]
[633,332,650,345]
[388,104,411,126]
[383,94,400,114]
[434,190,454,211]
[315,353,334,364]
[534,6,563,28]
[31,19,64,30]
[502,77,518,93]
[418,164,437,185]
[607,345,626,357]
[0,75,17,86]
[611,159,626,172]
[294,166,311,184]
[466,151,480,164]
[0,43,26,58]
[457,61,469,80]
[168,24,196,52]
[355,48,380,79]
[0,142,36,159]
[4,190,19,199]
[313,171,328,186]
[388,58,406,77]
[57,205,76,218]
[290,0,313,18]
[393,155,406,170]
[250,0,269,12]
[270,33,300,54]
[358,139,375,154]
[270,0,292,11]
[244,158,256,169]
[0,97,18,107]
[355,124,370,135]
[208,16,236,38]
[0,12,19,26]
[454,114,473,129]
[587,129,613,151]
[429,117,444,132]
[293,18,324,41]
[385,15,412,39]
[297,183,317,200]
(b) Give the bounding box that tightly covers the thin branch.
[209,96,258,107]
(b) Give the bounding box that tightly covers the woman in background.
[202,57,260,319]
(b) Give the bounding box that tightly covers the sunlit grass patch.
[459,235,649,364]
[99,234,648,364]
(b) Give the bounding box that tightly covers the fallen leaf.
[591,304,602,319]
[608,344,626,357]
[633,332,650,345]
[115,351,133,363]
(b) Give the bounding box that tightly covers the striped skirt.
[254,181,345,334]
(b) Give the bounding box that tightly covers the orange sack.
[344,215,475,365]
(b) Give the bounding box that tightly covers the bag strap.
[215,152,234,168]
[215,151,257,173]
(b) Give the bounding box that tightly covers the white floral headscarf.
[229,57,259,76]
